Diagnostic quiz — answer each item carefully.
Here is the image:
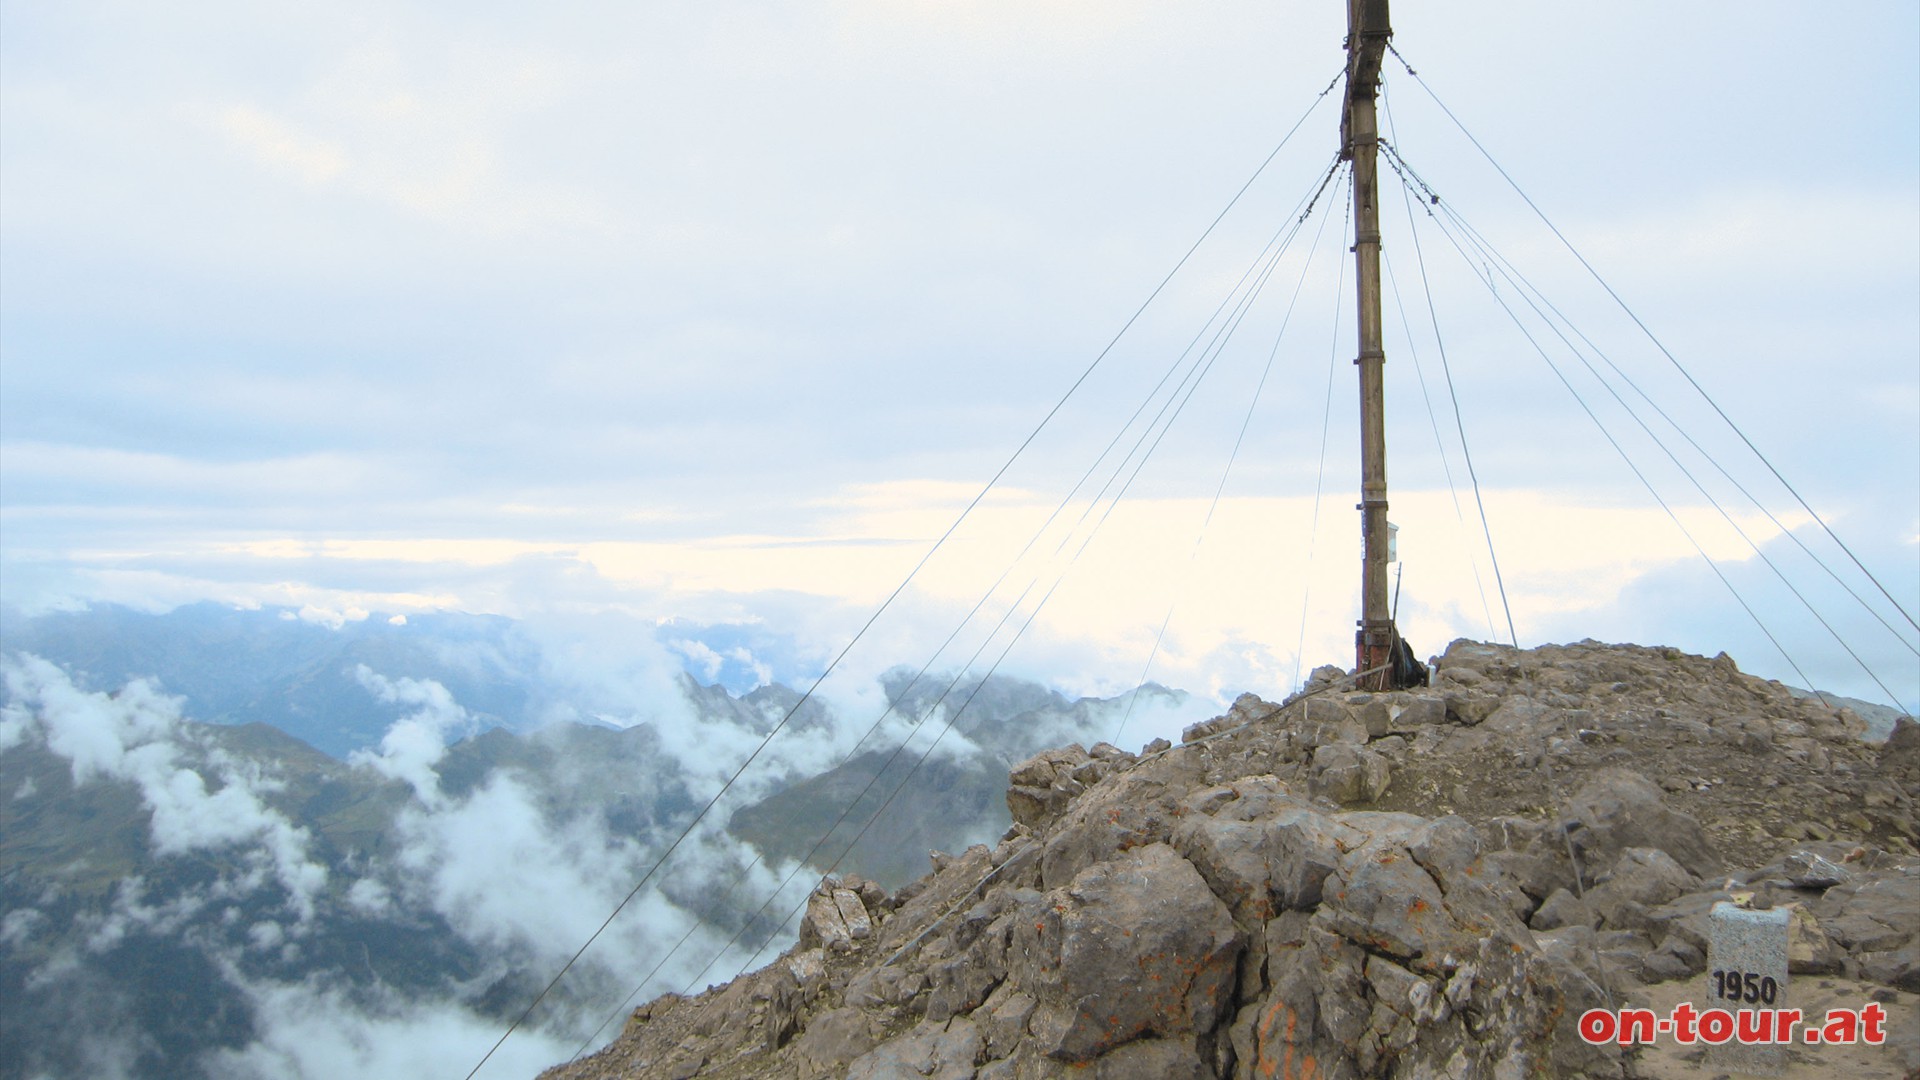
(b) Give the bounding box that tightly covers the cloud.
[326,656,826,1050]
[386,771,636,956]
[667,637,726,682]
[727,646,774,691]
[0,442,391,504]
[3,647,828,1074]
[295,603,370,628]
[12,967,146,1080]
[1,908,48,947]
[207,973,575,1080]
[349,664,474,806]
[6,453,1907,725]
[1528,522,1920,714]
[345,877,393,916]
[1,654,329,921]
[214,104,347,186]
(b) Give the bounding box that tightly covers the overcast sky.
[3,0,1917,713]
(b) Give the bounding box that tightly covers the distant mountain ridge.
[3,602,539,757]
[0,602,845,759]
[730,676,1186,887]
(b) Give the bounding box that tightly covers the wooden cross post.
[1345,0,1396,688]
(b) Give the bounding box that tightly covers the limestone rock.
[1558,768,1722,883]
[844,1016,981,1080]
[1315,823,1495,975]
[1010,842,1243,1061]
[1785,904,1844,975]
[1295,696,1368,747]
[1641,932,1706,982]
[1582,846,1698,931]
[834,888,873,940]
[1878,717,1920,785]
[1084,1036,1211,1080]
[1169,779,1364,924]
[843,964,925,1009]
[1036,770,1184,889]
[1007,745,1095,829]
[1309,742,1391,805]
[790,1008,875,1073]
[1257,916,1619,1079]
[1531,887,1597,931]
[1784,848,1853,889]
[798,887,854,951]
[798,881,879,952]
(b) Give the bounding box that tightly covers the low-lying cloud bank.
[2,655,330,924]
[0,619,1199,1079]
[1,651,808,1078]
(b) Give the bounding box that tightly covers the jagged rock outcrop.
[541,640,1919,1079]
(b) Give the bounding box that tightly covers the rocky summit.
[540,639,1920,1079]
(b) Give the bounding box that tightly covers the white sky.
[3,0,1917,712]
